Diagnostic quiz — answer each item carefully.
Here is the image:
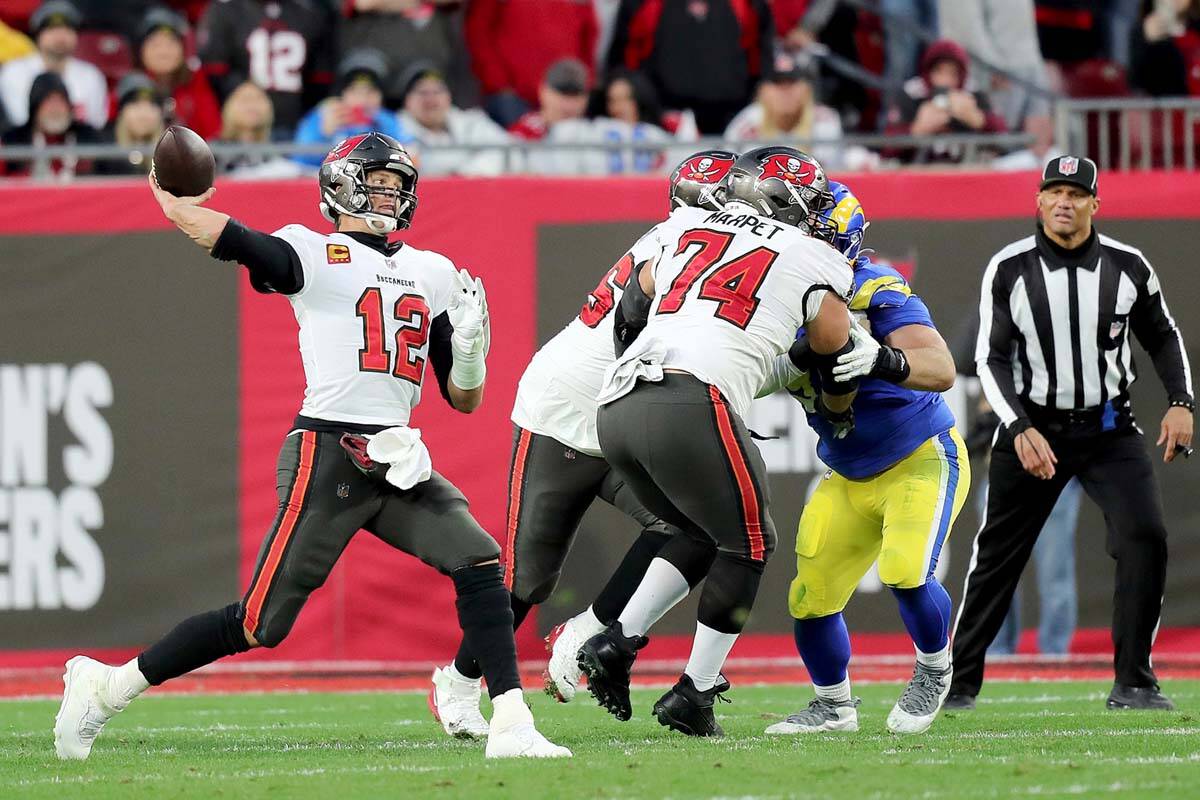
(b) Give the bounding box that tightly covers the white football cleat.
[54,656,125,760]
[887,663,952,734]
[485,688,571,759]
[765,696,860,734]
[543,618,590,703]
[428,665,490,740]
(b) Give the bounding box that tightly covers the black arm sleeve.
[1130,266,1193,405]
[210,219,305,295]
[428,312,455,405]
[613,262,653,357]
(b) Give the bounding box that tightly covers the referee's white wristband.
[450,347,487,391]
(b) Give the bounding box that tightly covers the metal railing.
[1055,98,1200,171]
[0,131,1037,182]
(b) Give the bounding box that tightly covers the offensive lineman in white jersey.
[578,146,860,736]
[53,133,569,760]
[429,151,739,737]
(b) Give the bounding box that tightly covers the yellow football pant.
[788,429,970,620]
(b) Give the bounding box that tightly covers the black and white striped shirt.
[976,227,1193,432]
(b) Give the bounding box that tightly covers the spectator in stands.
[606,0,774,134]
[884,39,1007,163]
[293,49,411,169]
[938,0,1055,164]
[774,0,870,130]
[341,1,476,109]
[198,0,337,136]
[136,7,220,140]
[508,58,591,142]
[98,70,164,175]
[1034,1,1105,66]
[0,1,107,130]
[397,61,510,177]
[588,68,672,174]
[1131,0,1200,96]
[1,70,102,179]
[215,80,299,178]
[879,0,939,105]
[466,0,597,129]
[724,51,875,170]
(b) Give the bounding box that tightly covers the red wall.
[0,170,1196,667]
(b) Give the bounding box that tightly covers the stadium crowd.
[0,0,1196,179]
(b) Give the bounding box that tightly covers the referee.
[947,156,1194,711]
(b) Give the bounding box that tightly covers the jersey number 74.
[657,229,778,329]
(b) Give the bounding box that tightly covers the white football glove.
[448,268,489,390]
[831,319,881,381]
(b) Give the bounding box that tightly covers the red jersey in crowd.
[465,0,597,105]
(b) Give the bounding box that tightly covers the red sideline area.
[2,173,1200,672]
[6,630,1200,698]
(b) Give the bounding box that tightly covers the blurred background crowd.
[0,0,1197,180]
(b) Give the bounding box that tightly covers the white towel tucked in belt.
[366,426,432,490]
[596,338,668,406]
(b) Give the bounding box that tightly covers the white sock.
[106,658,149,708]
[814,677,852,704]
[575,606,607,638]
[915,642,951,672]
[683,622,739,691]
[445,662,479,685]
[617,558,689,637]
[489,688,532,730]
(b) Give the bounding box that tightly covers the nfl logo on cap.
[1058,156,1079,175]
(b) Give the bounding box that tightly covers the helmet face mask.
[669,149,738,211]
[319,132,419,234]
[727,146,835,236]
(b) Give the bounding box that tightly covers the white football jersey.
[511,216,676,455]
[272,225,458,427]
[610,203,854,420]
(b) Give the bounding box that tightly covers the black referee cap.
[1040,155,1098,195]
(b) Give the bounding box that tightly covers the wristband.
[1008,417,1032,436]
[450,344,486,391]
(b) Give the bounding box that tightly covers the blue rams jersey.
[793,260,957,479]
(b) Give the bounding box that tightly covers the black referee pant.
[951,420,1168,697]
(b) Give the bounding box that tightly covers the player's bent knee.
[877,546,922,588]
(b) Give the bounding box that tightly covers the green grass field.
[3,681,1199,799]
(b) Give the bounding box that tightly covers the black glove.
[815,394,855,440]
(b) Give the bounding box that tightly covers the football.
[152,125,215,197]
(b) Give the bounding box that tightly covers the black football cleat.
[652,673,731,737]
[1106,683,1176,711]
[942,693,976,711]
[577,622,647,722]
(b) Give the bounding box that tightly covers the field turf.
[2,680,1199,799]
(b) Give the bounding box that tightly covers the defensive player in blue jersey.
[763,182,970,735]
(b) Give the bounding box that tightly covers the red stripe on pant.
[243,431,318,635]
[707,386,765,562]
[504,429,533,589]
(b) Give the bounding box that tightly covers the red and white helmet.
[668,149,737,211]
[318,132,418,234]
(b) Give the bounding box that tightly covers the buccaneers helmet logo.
[323,134,370,164]
[679,154,735,183]
[757,154,819,187]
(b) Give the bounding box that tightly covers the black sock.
[697,554,764,634]
[137,603,250,686]
[452,594,532,681]
[592,529,674,624]
[451,564,522,697]
[657,530,721,587]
